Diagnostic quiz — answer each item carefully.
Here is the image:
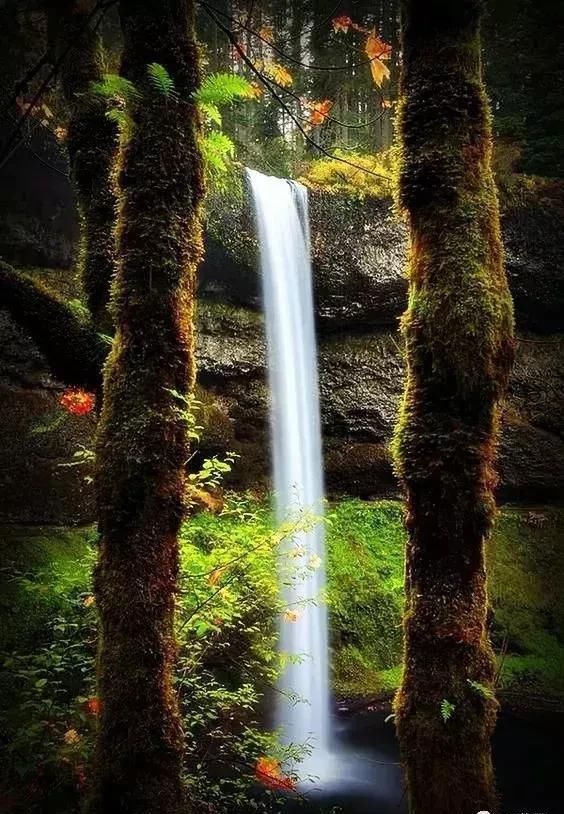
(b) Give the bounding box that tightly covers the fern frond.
[90,74,140,103]
[147,62,178,99]
[196,72,254,107]
[199,101,222,127]
[200,131,235,173]
[440,699,455,723]
[467,679,495,700]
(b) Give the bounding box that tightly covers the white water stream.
[247,169,331,781]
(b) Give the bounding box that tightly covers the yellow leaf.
[365,29,392,87]
[370,57,390,88]
[263,61,293,87]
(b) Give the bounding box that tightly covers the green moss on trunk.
[392,2,515,812]
[90,1,204,811]
[50,0,119,331]
[0,260,107,391]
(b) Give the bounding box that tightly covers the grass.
[1,501,563,702]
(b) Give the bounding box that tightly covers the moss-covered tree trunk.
[392,2,515,813]
[90,1,204,811]
[49,0,119,331]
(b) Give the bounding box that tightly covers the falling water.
[247,169,331,781]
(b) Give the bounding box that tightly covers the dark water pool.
[283,706,562,814]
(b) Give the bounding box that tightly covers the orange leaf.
[255,757,296,792]
[259,25,275,43]
[332,14,352,33]
[369,57,390,87]
[308,99,333,126]
[365,29,392,61]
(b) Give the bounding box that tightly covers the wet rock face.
[2,299,563,522]
[200,189,564,333]
[1,185,563,520]
[194,305,564,502]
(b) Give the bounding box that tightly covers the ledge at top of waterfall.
[247,168,331,783]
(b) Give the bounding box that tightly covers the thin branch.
[200,3,391,182]
[0,0,116,171]
[205,0,387,73]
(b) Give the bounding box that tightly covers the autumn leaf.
[365,29,392,60]
[83,697,101,716]
[308,99,333,126]
[365,29,392,87]
[263,61,293,87]
[259,24,275,43]
[247,82,263,99]
[283,609,302,623]
[255,757,296,792]
[59,389,95,416]
[332,14,352,33]
[381,98,394,109]
[208,567,224,586]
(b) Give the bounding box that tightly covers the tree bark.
[90,1,204,811]
[392,2,514,813]
[49,0,119,331]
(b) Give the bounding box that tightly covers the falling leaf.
[381,98,394,109]
[83,595,95,607]
[332,14,353,34]
[308,99,333,126]
[54,126,67,142]
[288,545,305,559]
[283,609,302,623]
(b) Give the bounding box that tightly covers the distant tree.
[392,1,515,813]
[49,0,119,331]
[88,0,204,810]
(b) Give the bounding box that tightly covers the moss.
[1,502,563,707]
[51,0,119,332]
[0,261,108,392]
[326,503,564,701]
[393,1,515,810]
[90,2,204,811]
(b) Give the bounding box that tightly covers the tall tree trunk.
[392,2,514,813]
[90,0,204,811]
[49,0,119,332]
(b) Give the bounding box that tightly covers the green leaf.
[440,699,455,723]
[147,62,178,99]
[199,101,222,126]
[467,678,495,700]
[91,74,140,102]
[195,72,254,107]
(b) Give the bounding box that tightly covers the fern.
[147,62,178,99]
[200,131,235,173]
[195,72,254,107]
[440,699,456,723]
[199,101,222,127]
[90,74,140,103]
[467,679,495,700]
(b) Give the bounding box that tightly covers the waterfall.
[247,169,331,781]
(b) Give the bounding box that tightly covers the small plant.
[147,62,178,99]
[467,679,496,700]
[440,699,456,723]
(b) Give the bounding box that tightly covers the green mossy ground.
[1,501,563,704]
